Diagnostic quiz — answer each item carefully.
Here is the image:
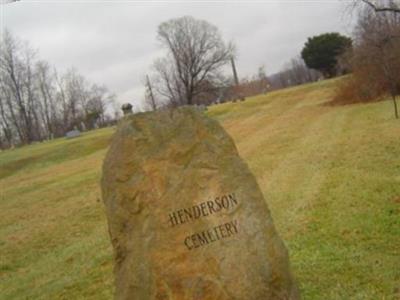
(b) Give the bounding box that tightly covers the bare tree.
[153,57,186,106]
[339,3,400,118]
[63,68,87,127]
[359,0,400,13]
[257,65,270,93]
[0,30,36,143]
[268,57,321,90]
[36,60,58,139]
[0,88,13,146]
[86,84,114,128]
[0,29,116,148]
[358,8,400,118]
[153,16,234,106]
[54,69,70,133]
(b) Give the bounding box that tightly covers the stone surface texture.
[101,107,299,300]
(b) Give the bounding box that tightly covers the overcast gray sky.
[1,0,353,110]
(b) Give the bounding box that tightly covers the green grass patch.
[0,80,399,299]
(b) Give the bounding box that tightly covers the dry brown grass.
[1,79,399,299]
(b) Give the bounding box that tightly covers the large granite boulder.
[101,107,299,300]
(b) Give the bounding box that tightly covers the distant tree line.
[267,32,351,91]
[0,30,116,149]
[232,66,270,98]
[267,56,322,90]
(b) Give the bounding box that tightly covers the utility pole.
[146,75,157,111]
[230,57,245,101]
[231,57,239,86]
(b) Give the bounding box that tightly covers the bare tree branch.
[360,0,400,13]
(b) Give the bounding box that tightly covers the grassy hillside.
[1,79,399,299]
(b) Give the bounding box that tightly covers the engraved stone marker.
[101,107,299,300]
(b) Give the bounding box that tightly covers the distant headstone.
[65,129,81,139]
[196,104,207,111]
[101,107,299,300]
[121,103,133,115]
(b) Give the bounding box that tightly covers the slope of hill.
[1,79,399,299]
